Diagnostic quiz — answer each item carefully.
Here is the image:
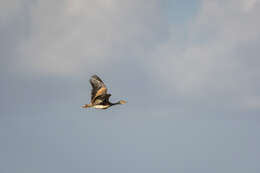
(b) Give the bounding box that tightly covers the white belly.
[93,105,110,109]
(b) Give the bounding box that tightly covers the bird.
[81,75,126,109]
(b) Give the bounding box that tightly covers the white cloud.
[14,0,165,76]
[146,0,260,110]
[242,0,259,11]
[243,96,260,109]
[5,0,260,111]
[0,0,23,20]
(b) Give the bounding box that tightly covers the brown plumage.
[81,75,126,109]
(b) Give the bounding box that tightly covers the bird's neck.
[111,101,121,106]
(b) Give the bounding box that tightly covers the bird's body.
[81,75,126,109]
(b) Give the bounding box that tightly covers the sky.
[1,0,260,172]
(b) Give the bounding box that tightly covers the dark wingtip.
[91,74,98,77]
[91,74,100,79]
[91,74,103,82]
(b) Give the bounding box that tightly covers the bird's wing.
[92,94,111,105]
[90,75,108,103]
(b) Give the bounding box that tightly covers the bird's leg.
[81,104,92,108]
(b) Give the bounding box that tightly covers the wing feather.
[89,75,107,103]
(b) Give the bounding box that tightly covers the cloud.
[242,0,259,11]
[0,0,23,20]
[12,0,166,76]
[146,0,260,110]
[3,0,260,112]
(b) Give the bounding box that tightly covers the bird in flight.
[81,75,126,109]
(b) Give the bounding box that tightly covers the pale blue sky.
[1,0,260,173]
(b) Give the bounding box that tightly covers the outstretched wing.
[89,75,107,103]
[92,94,111,105]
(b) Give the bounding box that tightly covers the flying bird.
[81,75,126,109]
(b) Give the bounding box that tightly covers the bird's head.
[119,100,126,104]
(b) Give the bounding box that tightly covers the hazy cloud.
[12,0,166,76]
[146,0,260,110]
[3,0,260,111]
[1,1,260,173]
